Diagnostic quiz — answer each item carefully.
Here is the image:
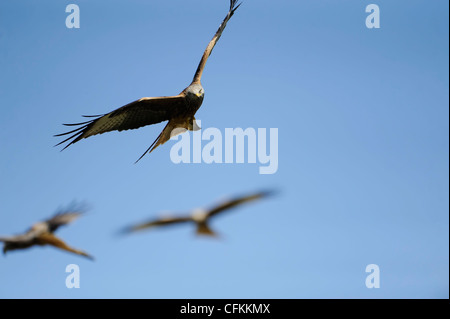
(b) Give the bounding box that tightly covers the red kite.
[56,0,242,162]
[121,190,274,237]
[0,207,93,260]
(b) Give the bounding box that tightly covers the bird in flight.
[0,206,93,260]
[55,0,242,163]
[120,190,275,237]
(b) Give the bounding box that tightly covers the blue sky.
[0,0,448,298]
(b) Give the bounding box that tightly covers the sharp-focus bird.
[0,206,93,260]
[120,190,274,237]
[55,0,242,162]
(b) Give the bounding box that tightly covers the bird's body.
[120,190,274,237]
[56,1,241,162]
[0,208,93,260]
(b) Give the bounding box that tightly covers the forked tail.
[196,222,217,236]
[135,118,200,163]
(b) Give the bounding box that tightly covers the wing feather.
[0,234,35,243]
[192,0,241,83]
[120,216,193,234]
[45,212,83,233]
[36,233,94,260]
[55,95,186,150]
[206,190,274,218]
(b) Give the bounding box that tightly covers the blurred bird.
[0,206,93,260]
[55,0,242,163]
[120,190,275,237]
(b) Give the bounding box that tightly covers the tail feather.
[188,117,201,131]
[196,222,217,237]
[135,119,189,163]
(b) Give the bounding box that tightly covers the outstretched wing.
[0,234,34,244]
[36,233,94,260]
[0,232,40,252]
[0,224,48,244]
[206,190,275,218]
[120,215,193,234]
[44,211,84,233]
[191,0,241,83]
[55,95,186,150]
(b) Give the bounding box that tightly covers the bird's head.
[185,83,205,101]
[191,208,208,222]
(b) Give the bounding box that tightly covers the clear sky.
[0,0,448,299]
